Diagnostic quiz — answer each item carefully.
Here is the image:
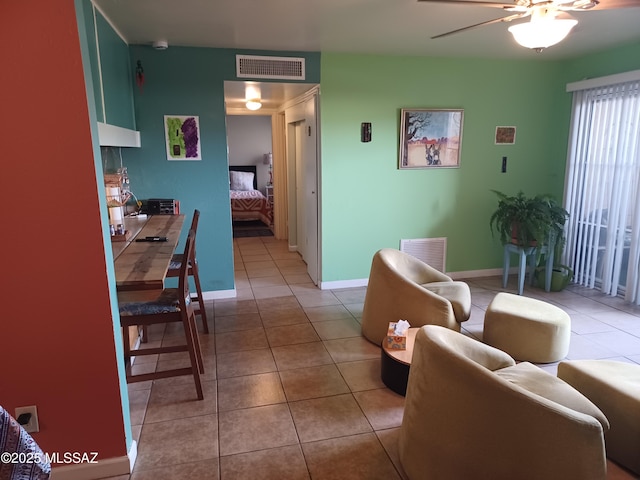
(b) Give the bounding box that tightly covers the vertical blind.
[563,74,640,301]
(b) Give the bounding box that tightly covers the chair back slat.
[190,209,200,233]
[190,209,200,256]
[179,229,196,314]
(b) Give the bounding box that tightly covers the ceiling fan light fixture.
[245,99,262,111]
[508,17,578,51]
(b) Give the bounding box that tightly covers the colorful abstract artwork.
[164,115,201,161]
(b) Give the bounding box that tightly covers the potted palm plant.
[490,190,570,288]
[489,190,568,248]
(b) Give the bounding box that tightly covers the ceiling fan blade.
[431,12,528,39]
[589,0,640,9]
[417,0,522,8]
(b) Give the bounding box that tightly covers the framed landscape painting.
[399,109,463,169]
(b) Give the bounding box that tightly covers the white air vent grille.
[236,55,305,80]
[400,237,447,273]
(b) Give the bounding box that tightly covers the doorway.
[224,81,321,285]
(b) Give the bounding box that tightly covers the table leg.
[518,250,528,295]
[503,246,511,289]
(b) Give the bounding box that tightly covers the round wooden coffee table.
[380,327,419,396]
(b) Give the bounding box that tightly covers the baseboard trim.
[204,269,503,296]
[128,440,137,472]
[448,268,504,280]
[50,441,135,480]
[319,278,368,290]
[202,289,236,301]
[319,269,504,290]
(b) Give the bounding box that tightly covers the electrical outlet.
[15,405,39,433]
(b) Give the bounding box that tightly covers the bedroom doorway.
[224,81,320,284]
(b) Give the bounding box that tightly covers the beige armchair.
[398,325,609,480]
[361,248,471,345]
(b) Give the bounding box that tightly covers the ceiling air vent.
[236,55,306,81]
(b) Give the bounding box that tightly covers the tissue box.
[385,322,407,350]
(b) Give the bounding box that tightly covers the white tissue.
[394,319,411,336]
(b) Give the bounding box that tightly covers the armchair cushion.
[495,361,609,430]
[422,281,471,321]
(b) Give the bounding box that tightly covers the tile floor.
[109,236,640,479]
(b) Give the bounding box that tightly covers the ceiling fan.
[419,0,640,51]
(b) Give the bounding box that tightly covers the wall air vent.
[400,237,447,273]
[236,55,305,80]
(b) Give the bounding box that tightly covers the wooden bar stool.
[119,230,204,400]
[167,209,209,334]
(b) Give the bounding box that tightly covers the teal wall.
[80,1,136,129]
[96,11,136,129]
[123,46,320,292]
[80,0,102,123]
[319,53,570,281]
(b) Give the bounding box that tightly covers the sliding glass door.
[564,74,640,301]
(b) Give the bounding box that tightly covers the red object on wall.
[135,60,145,93]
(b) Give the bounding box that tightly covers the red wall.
[0,1,127,460]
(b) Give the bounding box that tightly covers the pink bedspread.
[230,190,272,226]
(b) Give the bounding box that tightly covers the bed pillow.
[230,170,255,191]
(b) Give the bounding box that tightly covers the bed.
[229,165,272,226]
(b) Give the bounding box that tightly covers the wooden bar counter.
[113,214,185,292]
[113,214,185,349]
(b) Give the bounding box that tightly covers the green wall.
[319,53,570,282]
[561,41,640,85]
[123,46,320,292]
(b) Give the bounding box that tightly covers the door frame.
[280,87,321,285]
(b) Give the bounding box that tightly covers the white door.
[295,122,306,261]
[284,91,320,285]
[303,96,319,284]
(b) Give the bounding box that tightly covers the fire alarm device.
[361,122,372,142]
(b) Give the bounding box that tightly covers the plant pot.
[534,265,573,292]
[510,224,537,247]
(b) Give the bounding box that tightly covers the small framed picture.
[495,126,516,145]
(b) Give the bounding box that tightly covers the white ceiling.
[223,81,317,112]
[94,0,640,108]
